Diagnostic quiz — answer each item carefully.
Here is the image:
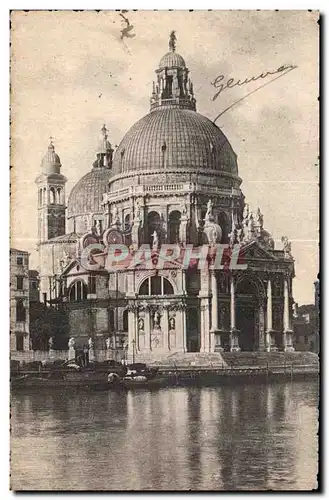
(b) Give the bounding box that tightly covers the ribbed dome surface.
[113,108,238,175]
[159,51,186,69]
[67,168,112,217]
[41,144,61,174]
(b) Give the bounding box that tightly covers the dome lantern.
[150,32,196,112]
[93,124,114,169]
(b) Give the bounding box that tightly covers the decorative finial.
[101,124,108,139]
[169,30,176,52]
[49,136,54,149]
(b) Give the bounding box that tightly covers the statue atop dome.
[169,30,176,52]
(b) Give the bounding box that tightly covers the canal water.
[10,381,318,491]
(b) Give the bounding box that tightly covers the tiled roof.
[112,108,238,175]
[10,248,29,254]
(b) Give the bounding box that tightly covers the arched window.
[123,310,128,331]
[168,210,181,244]
[138,276,174,296]
[147,211,162,246]
[43,187,47,205]
[68,280,88,302]
[124,214,132,246]
[16,300,26,322]
[57,188,61,204]
[50,187,56,204]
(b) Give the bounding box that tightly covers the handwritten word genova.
[211,64,298,101]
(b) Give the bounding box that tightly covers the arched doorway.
[236,278,263,351]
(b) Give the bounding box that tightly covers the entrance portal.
[235,277,264,352]
[186,308,200,352]
[236,305,256,351]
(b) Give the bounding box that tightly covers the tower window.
[16,276,24,290]
[50,187,56,204]
[16,300,26,322]
[16,256,23,266]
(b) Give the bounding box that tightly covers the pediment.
[239,240,277,261]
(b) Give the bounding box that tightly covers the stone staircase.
[221,351,319,368]
[128,351,229,368]
[127,350,319,370]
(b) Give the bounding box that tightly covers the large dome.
[112,108,238,175]
[67,168,112,218]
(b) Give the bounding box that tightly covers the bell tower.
[35,139,67,243]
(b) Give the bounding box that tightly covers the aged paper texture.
[10,10,319,492]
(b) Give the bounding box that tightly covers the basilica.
[36,33,295,361]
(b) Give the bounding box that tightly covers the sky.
[10,10,319,304]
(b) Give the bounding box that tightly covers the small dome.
[41,142,61,174]
[67,168,112,218]
[159,51,186,69]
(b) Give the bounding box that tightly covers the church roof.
[112,108,238,175]
[67,168,112,218]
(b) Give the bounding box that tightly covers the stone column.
[181,305,187,353]
[283,277,295,352]
[145,307,152,351]
[265,279,273,352]
[163,305,170,351]
[128,306,136,358]
[210,271,218,352]
[229,275,240,352]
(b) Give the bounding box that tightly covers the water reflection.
[11,381,318,491]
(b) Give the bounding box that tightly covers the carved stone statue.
[152,230,159,249]
[169,317,175,330]
[247,213,256,240]
[255,207,264,228]
[88,337,94,350]
[138,318,144,331]
[48,337,53,350]
[236,227,243,244]
[205,199,213,221]
[68,337,75,349]
[153,310,161,328]
[95,219,102,236]
[106,337,111,349]
[243,203,249,221]
[281,236,292,257]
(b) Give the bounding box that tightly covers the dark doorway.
[236,305,256,351]
[186,307,200,352]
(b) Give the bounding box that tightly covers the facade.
[37,34,296,360]
[10,248,30,352]
[292,280,320,353]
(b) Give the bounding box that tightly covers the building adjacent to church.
[10,248,30,352]
[36,34,295,361]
